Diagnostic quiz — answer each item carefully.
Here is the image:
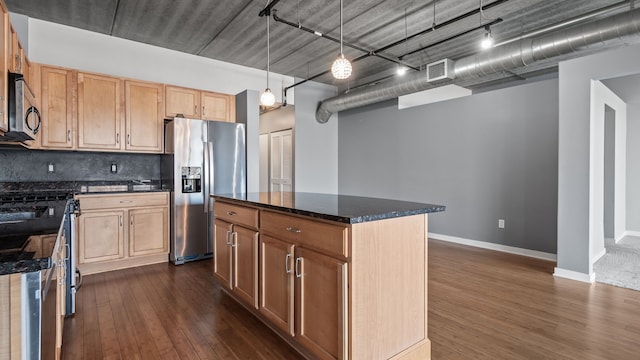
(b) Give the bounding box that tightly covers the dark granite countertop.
[212,192,445,224]
[0,233,57,275]
[0,180,171,195]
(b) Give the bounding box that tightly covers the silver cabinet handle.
[116,133,120,144]
[295,257,302,278]
[119,215,122,226]
[202,105,205,117]
[286,226,301,233]
[0,95,4,116]
[127,134,130,144]
[231,232,237,247]
[67,130,71,142]
[130,215,133,225]
[119,200,132,204]
[194,105,198,115]
[285,253,292,274]
[225,230,232,245]
[227,211,236,216]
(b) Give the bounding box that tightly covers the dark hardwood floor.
[62,240,640,359]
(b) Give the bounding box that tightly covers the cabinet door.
[125,80,164,152]
[129,207,168,257]
[40,66,76,149]
[260,235,295,335]
[202,92,235,122]
[165,85,200,118]
[78,72,123,150]
[295,248,348,360]
[232,225,259,309]
[8,27,20,73]
[213,218,233,289]
[0,12,7,132]
[78,210,125,263]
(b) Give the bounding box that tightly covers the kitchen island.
[212,192,444,360]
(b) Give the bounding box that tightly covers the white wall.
[589,81,626,265]
[24,17,295,101]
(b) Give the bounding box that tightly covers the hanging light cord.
[266,11,270,89]
[340,0,344,55]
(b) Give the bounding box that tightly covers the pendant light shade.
[261,10,275,106]
[260,88,276,106]
[331,54,352,79]
[331,0,351,80]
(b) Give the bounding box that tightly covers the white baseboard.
[624,230,640,238]
[592,248,606,263]
[428,233,557,261]
[553,267,595,283]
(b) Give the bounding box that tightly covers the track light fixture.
[261,10,276,106]
[331,0,352,79]
[480,25,494,49]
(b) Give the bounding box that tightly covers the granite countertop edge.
[0,257,52,276]
[212,194,446,224]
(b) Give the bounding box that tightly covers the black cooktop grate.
[0,191,73,204]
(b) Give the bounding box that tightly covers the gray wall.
[294,81,338,194]
[338,78,559,253]
[603,106,615,238]
[0,148,160,182]
[236,90,260,193]
[260,106,295,134]
[557,42,640,276]
[627,103,640,231]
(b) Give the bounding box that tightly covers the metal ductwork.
[316,6,640,123]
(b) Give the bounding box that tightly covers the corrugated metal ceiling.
[4,0,631,91]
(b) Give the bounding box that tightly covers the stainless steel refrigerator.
[161,118,246,264]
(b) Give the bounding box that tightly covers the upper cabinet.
[37,65,77,149]
[77,72,123,151]
[165,85,199,118]
[0,9,8,133]
[125,80,164,153]
[166,85,235,122]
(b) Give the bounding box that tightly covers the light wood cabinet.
[78,210,125,263]
[77,72,123,150]
[38,65,76,149]
[165,85,200,118]
[260,235,295,336]
[129,207,169,256]
[125,80,164,152]
[76,192,170,274]
[165,85,235,122]
[202,91,235,122]
[0,10,7,133]
[213,214,259,309]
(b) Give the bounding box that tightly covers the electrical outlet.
[48,208,55,216]
[111,163,117,173]
[498,219,505,229]
[47,163,55,173]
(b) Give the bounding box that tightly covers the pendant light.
[331,0,352,79]
[261,12,276,106]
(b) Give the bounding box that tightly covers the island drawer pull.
[226,211,237,216]
[295,257,302,278]
[119,200,132,204]
[285,253,292,274]
[286,226,301,233]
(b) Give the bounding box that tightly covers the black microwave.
[0,71,41,141]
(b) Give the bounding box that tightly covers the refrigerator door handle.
[208,140,215,203]
[203,141,209,213]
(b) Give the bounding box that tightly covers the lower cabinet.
[260,235,295,335]
[213,218,259,309]
[76,192,169,274]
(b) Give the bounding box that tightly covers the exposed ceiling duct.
[316,5,640,123]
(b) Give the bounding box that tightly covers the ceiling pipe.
[316,5,640,123]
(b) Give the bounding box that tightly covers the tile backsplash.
[0,148,161,182]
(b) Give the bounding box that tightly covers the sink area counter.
[212,192,445,224]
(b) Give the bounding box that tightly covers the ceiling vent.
[427,59,455,82]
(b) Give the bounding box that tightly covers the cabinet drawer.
[77,192,169,210]
[261,211,348,258]
[214,201,259,229]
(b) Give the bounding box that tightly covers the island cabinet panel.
[295,247,348,360]
[213,197,433,360]
[77,72,123,150]
[260,235,295,336]
[213,218,233,289]
[349,215,430,360]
